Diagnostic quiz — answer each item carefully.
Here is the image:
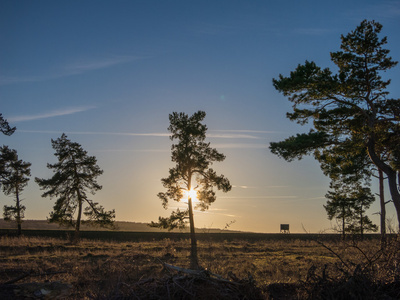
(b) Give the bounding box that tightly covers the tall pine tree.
[270,20,400,227]
[1,146,31,236]
[151,111,231,269]
[35,134,115,242]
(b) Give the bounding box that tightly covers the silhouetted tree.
[1,146,31,236]
[270,20,400,227]
[0,113,16,136]
[151,111,231,269]
[325,179,377,240]
[35,134,114,242]
[325,183,353,240]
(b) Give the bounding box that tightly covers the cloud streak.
[0,55,147,85]
[220,196,298,199]
[232,185,257,189]
[9,106,95,122]
[17,130,268,141]
[211,129,278,134]
[212,143,266,149]
[64,56,145,74]
[18,130,170,137]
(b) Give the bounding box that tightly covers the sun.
[183,188,198,202]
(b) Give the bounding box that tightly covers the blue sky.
[1,0,399,233]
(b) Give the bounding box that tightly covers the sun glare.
[183,188,198,202]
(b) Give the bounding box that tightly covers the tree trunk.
[367,140,400,229]
[74,195,83,243]
[188,197,199,269]
[73,159,82,243]
[341,204,345,241]
[379,169,386,247]
[360,206,364,241]
[15,184,21,236]
[387,171,400,230]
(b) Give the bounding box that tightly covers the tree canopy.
[270,20,400,227]
[151,111,231,268]
[325,177,377,239]
[35,134,115,241]
[0,113,16,136]
[1,146,31,235]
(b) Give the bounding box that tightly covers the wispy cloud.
[0,55,147,85]
[17,130,269,142]
[18,130,170,137]
[208,134,259,139]
[212,143,266,149]
[64,56,144,74]
[208,129,275,147]
[208,129,278,140]
[211,129,278,134]
[9,106,95,122]
[232,185,257,189]
[94,149,168,153]
[220,196,298,199]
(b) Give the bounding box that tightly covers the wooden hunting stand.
[280,224,290,234]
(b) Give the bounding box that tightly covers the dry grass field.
[1,233,399,299]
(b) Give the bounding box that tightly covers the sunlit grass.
[0,235,398,298]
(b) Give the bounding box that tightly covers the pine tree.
[151,111,231,269]
[270,20,400,227]
[325,179,376,239]
[1,146,31,236]
[35,134,114,242]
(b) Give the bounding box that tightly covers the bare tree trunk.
[342,204,346,241]
[367,140,400,229]
[15,184,22,236]
[74,194,83,243]
[73,159,82,243]
[360,207,364,241]
[387,171,400,229]
[188,197,199,269]
[379,169,386,247]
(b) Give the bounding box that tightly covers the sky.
[1,0,400,233]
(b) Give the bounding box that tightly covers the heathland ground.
[1,227,399,299]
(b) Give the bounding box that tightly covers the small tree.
[325,183,353,240]
[325,179,376,239]
[1,146,31,236]
[35,134,115,242]
[151,111,231,269]
[0,113,16,136]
